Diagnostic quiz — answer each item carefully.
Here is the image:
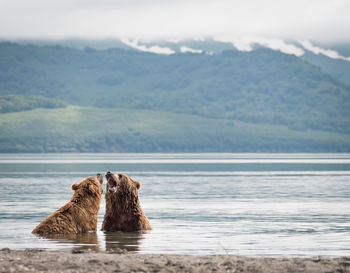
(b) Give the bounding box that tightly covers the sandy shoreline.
[1,249,350,273]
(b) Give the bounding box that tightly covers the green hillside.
[0,42,350,152]
[1,42,350,133]
[0,105,349,152]
[301,51,350,85]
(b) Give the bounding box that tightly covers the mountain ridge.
[5,37,350,84]
[0,41,349,152]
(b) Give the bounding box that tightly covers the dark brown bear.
[32,174,103,235]
[102,172,152,232]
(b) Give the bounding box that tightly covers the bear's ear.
[134,181,141,190]
[96,174,103,185]
[72,184,79,191]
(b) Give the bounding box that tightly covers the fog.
[0,0,349,44]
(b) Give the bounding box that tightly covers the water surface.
[0,153,349,256]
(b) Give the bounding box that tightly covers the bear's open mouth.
[108,179,117,193]
[106,172,118,194]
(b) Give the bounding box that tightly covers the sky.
[0,0,349,45]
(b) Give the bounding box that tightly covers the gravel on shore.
[1,248,350,273]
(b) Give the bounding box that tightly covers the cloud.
[299,40,350,61]
[0,0,349,44]
[166,39,180,44]
[256,38,305,57]
[180,46,203,54]
[121,38,175,55]
[215,36,305,57]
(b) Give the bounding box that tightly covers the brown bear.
[32,174,103,235]
[102,172,152,232]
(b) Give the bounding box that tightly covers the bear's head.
[105,171,141,197]
[71,173,104,200]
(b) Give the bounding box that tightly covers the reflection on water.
[104,231,148,252]
[34,232,100,252]
[33,231,149,253]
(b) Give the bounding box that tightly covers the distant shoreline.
[1,249,349,273]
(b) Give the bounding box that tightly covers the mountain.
[1,105,349,153]
[300,51,350,85]
[121,38,350,85]
[7,38,350,84]
[0,42,349,152]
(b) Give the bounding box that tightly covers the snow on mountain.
[118,36,350,85]
[299,40,350,61]
[120,37,349,64]
[121,38,175,55]
[180,46,203,54]
[213,36,305,56]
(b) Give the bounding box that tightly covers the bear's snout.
[105,171,118,194]
[105,171,112,179]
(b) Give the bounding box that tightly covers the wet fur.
[32,175,103,235]
[102,173,151,232]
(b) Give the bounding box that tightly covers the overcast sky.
[0,0,349,44]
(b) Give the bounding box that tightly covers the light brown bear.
[32,174,103,235]
[102,172,152,232]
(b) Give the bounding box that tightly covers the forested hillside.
[1,106,349,153]
[0,42,349,152]
[301,51,350,85]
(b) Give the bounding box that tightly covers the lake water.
[0,153,349,256]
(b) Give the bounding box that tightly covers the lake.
[0,153,349,256]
